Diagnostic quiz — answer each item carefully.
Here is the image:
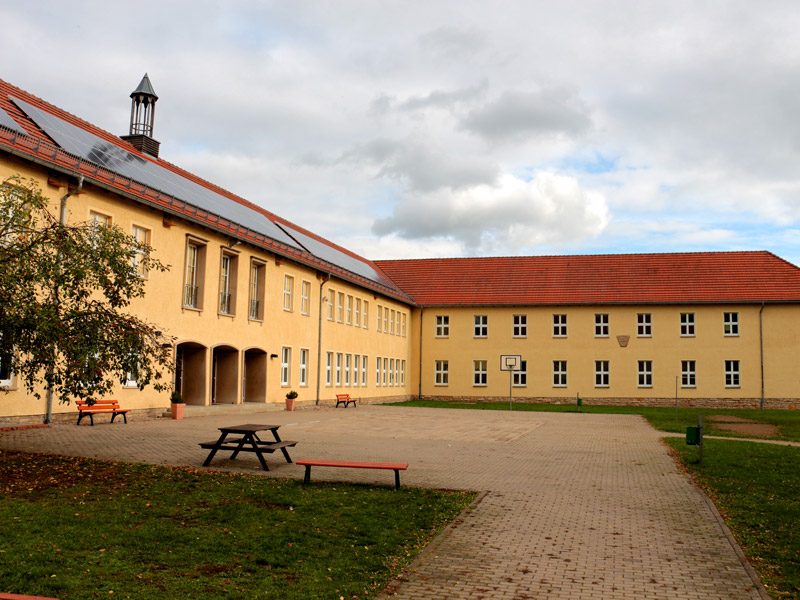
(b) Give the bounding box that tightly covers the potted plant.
[285,390,298,411]
[170,390,185,420]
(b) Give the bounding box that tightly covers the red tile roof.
[375,252,800,306]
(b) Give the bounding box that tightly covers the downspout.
[759,302,765,410]
[418,307,424,400]
[315,273,331,406]
[45,175,84,424]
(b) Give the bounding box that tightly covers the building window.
[436,315,449,338]
[355,298,361,327]
[361,355,367,386]
[383,358,388,386]
[337,292,344,322]
[377,305,383,332]
[301,281,311,316]
[363,301,369,329]
[346,295,353,325]
[390,309,395,335]
[89,210,111,241]
[725,360,740,388]
[281,347,291,386]
[376,357,381,386]
[299,349,308,386]
[283,275,294,312]
[345,354,351,386]
[327,289,335,320]
[353,355,360,387]
[131,225,150,278]
[513,315,527,338]
[218,253,237,315]
[595,314,609,337]
[335,353,342,386]
[680,313,695,337]
[389,358,395,386]
[637,313,652,337]
[473,360,487,386]
[513,360,527,387]
[326,352,332,386]
[474,315,488,338]
[183,240,206,309]
[553,314,567,337]
[638,360,653,388]
[595,360,609,388]
[383,309,389,334]
[401,313,407,337]
[401,360,406,385]
[553,361,567,387]
[724,312,739,336]
[248,260,265,320]
[681,360,696,388]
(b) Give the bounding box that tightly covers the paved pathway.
[0,406,767,599]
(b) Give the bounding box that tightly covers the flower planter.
[285,398,295,411]
[171,403,186,420]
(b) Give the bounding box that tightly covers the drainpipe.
[759,302,765,410]
[45,175,84,424]
[418,307,424,400]
[315,273,331,405]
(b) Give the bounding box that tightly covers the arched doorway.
[175,342,207,406]
[212,345,239,404]
[243,348,267,403]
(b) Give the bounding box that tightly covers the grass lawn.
[667,438,800,600]
[0,450,475,600]
[390,399,800,442]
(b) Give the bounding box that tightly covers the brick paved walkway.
[0,406,766,599]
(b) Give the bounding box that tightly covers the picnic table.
[199,424,297,471]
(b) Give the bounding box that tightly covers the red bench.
[335,394,357,408]
[76,400,129,426]
[296,459,408,489]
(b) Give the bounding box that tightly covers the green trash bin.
[686,426,700,445]
[577,397,583,407]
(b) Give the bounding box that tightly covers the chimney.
[121,73,161,158]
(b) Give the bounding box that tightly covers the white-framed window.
[553,314,567,337]
[219,254,233,314]
[383,358,388,386]
[637,313,652,337]
[283,275,294,312]
[383,308,389,334]
[184,242,202,309]
[355,298,361,327]
[325,352,332,386]
[680,313,695,337]
[376,356,381,386]
[435,315,449,337]
[89,210,111,241]
[595,314,609,338]
[725,360,740,388]
[473,360,487,386]
[474,315,488,338]
[346,295,353,325]
[299,348,309,386]
[327,289,335,320]
[353,355,360,387]
[595,360,609,388]
[0,336,13,388]
[281,347,291,386]
[681,360,696,388]
[512,360,527,387]
[401,360,406,385]
[724,312,739,336]
[361,355,367,386]
[401,313,407,337]
[513,314,527,338]
[131,225,150,278]
[124,368,139,388]
[394,359,399,386]
[363,301,369,329]
[390,309,395,335]
[345,354,351,386]
[301,281,311,316]
[335,353,342,386]
[553,360,567,387]
[248,260,265,320]
[377,305,383,332]
[337,292,344,322]
[389,358,395,386]
[638,360,653,388]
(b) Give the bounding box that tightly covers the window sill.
[638,385,653,389]
[182,305,202,313]
[434,383,449,387]
[681,385,697,389]
[595,385,609,389]
[218,312,235,319]
[248,317,264,323]
[725,385,741,389]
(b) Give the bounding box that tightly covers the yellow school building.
[0,75,798,423]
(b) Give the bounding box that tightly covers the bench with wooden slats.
[335,393,357,408]
[76,400,129,426]
[296,459,408,489]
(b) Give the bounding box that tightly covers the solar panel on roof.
[0,105,24,135]
[9,96,302,251]
[277,223,392,286]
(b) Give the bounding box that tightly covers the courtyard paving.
[0,405,767,599]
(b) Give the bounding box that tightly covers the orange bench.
[335,394,357,408]
[296,459,408,489]
[76,400,129,426]
[0,594,60,599]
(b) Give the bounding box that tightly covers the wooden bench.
[296,459,408,489]
[0,593,60,599]
[335,393,357,408]
[76,400,129,426]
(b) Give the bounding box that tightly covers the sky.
[3,1,800,265]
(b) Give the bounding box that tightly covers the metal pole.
[675,375,678,420]
[698,414,704,464]
[509,369,513,411]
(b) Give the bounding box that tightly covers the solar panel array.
[0,106,24,135]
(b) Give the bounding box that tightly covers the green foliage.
[0,451,475,599]
[0,176,174,403]
[667,439,800,598]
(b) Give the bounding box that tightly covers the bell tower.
[121,73,160,158]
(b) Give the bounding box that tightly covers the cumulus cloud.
[372,172,610,254]
[461,87,593,143]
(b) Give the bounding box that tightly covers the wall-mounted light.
[270,353,279,359]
